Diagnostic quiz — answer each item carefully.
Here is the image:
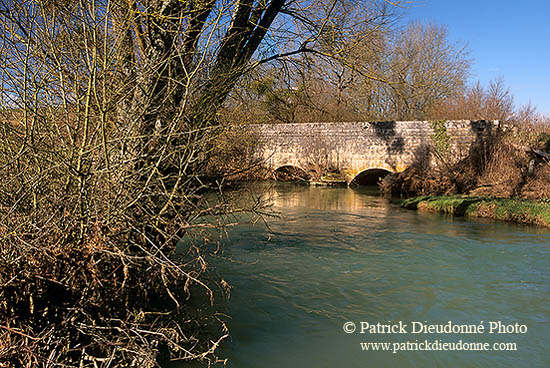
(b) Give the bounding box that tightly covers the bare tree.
[375,22,471,119]
[231,20,472,122]
[429,77,539,123]
[221,0,400,123]
[0,0,406,366]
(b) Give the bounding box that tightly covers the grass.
[401,195,550,227]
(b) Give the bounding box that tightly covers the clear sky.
[402,0,550,115]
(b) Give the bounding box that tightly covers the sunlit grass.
[402,196,550,227]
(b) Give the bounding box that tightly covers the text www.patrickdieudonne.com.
[343,320,525,354]
[359,339,517,353]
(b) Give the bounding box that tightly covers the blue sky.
[402,0,550,115]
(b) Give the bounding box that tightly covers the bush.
[0,111,231,366]
[381,120,550,200]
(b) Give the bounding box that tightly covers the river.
[185,183,550,367]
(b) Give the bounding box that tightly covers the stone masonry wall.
[248,120,499,182]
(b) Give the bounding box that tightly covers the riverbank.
[401,195,550,227]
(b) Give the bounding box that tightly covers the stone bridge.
[248,120,499,184]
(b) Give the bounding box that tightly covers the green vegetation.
[401,196,550,227]
[429,120,451,155]
[401,195,481,215]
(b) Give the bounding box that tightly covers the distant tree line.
[223,20,540,124]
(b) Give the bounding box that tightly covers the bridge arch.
[350,168,393,186]
[273,165,310,181]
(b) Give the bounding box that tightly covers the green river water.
[184,183,550,367]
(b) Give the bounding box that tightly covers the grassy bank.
[401,196,550,227]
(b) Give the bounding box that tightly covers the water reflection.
[266,184,385,211]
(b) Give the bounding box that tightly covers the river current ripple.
[186,184,550,368]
